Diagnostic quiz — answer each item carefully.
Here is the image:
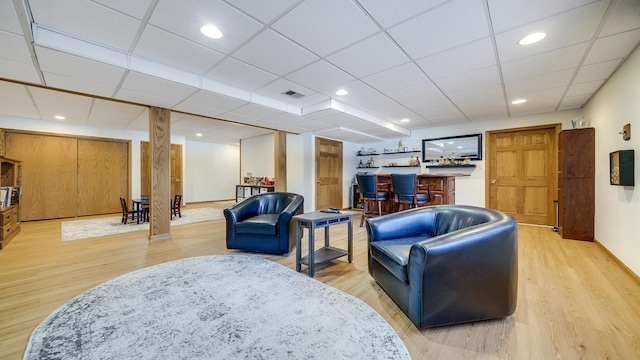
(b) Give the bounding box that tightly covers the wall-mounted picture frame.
[610,150,634,186]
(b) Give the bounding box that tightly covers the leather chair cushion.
[370,235,431,283]
[235,214,280,235]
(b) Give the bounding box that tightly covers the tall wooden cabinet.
[558,128,595,241]
[1,156,22,249]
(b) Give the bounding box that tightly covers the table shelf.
[298,246,349,267]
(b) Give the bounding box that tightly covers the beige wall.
[584,45,640,277]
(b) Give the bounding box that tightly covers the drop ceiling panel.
[346,94,400,114]
[559,94,593,110]
[285,60,355,92]
[418,104,466,122]
[174,90,248,116]
[205,57,278,91]
[29,0,141,51]
[487,0,594,33]
[0,82,39,119]
[42,72,117,98]
[565,80,604,97]
[573,59,622,83]
[501,43,588,83]
[229,103,284,120]
[29,86,93,123]
[87,99,146,128]
[416,37,496,80]
[435,66,501,95]
[357,0,450,28]
[320,80,379,101]
[0,1,22,34]
[584,29,640,65]
[232,29,318,76]
[229,0,301,24]
[271,0,379,57]
[119,72,198,104]
[361,63,430,93]
[505,69,574,96]
[508,87,567,116]
[495,2,608,63]
[35,47,125,87]
[0,60,40,84]
[123,111,151,132]
[148,0,263,54]
[599,0,640,37]
[406,96,457,114]
[133,25,225,74]
[388,0,489,59]
[0,31,33,64]
[387,82,443,104]
[92,0,154,20]
[326,33,409,78]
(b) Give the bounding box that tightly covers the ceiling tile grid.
[0,0,638,144]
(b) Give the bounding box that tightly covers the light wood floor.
[1,201,639,359]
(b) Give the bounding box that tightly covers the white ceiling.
[0,0,639,144]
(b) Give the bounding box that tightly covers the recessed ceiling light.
[335,89,348,96]
[511,99,527,105]
[400,118,410,123]
[54,115,65,120]
[200,25,223,39]
[196,133,203,137]
[518,32,546,46]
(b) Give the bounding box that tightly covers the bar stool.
[390,174,431,212]
[356,173,390,227]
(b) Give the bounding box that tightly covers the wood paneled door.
[486,124,560,225]
[315,137,343,210]
[141,142,182,200]
[77,139,129,216]
[3,131,130,220]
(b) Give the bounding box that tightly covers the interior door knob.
[491,179,497,184]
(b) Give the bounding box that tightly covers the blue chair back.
[356,174,377,197]
[390,174,416,197]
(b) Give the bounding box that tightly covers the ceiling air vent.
[282,90,305,99]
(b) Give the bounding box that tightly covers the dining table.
[131,197,149,224]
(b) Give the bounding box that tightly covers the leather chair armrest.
[225,196,260,223]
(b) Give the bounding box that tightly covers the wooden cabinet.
[419,175,456,205]
[558,128,594,241]
[0,156,22,249]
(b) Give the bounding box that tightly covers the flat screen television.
[422,134,482,162]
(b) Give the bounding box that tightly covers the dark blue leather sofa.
[366,205,518,328]
[224,192,304,255]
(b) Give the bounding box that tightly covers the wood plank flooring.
[1,201,639,359]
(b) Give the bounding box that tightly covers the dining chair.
[356,174,390,227]
[120,197,143,224]
[390,174,431,212]
[171,194,182,219]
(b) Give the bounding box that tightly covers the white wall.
[240,133,274,180]
[184,140,239,202]
[584,45,640,277]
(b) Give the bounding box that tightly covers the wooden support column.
[274,131,287,192]
[148,107,172,241]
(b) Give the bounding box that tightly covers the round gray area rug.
[24,255,409,359]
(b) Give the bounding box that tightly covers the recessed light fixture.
[54,115,65,120]
[511,99,527,105]
[518,32,546,46]
[335,89,348,96]
[400,118,410,123]
[200,25,223,39]
[196,133,203,137]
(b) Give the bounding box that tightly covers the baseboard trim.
[594,239,640,284]
[149,233,172,242]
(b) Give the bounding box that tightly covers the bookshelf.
[1,156,22,249]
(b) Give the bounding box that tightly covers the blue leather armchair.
[366,205,518,328]
[224,192,304,255]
